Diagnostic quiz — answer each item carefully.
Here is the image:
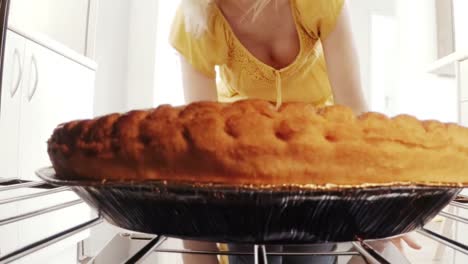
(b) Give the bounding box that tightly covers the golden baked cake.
[48,100,468,186]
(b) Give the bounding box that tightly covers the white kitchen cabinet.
[460,101,468,126]
[17,33,95,261]
[0,31,25,257]
[453,0,468,52]
[0,203,19,257]
[17,198,92,263]
[454,207,468,264]
[0,28,96,262]
[0,30,25,180]
[1,28,95,182]
[17,35,95,181]
[455,58,468,264]
[8,0,97,56]
[428,53,468,263]
[459,59,468,102]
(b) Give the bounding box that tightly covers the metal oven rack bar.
[0,179,102,264]
[116,195,468,264]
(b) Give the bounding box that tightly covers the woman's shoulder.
[169,2,229,75]
[171,2,227,41]
[294,0,345,38]
[294,0,344,14]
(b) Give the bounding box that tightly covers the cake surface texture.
[47,100,468,186]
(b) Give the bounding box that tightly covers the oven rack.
[0,178,103,264]
[0,179,467,264]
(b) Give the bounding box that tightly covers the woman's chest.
[221,3,302,70]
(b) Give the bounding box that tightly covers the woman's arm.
[322,2,368,114]
[323,5,422,253]
[180,57,218,103]
[179,57,220,264]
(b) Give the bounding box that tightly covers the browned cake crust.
[48,100,468,186]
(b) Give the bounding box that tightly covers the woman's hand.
[390,234,422,251]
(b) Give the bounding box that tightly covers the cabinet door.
[0,192,20,257]
[14,39,95,260]
[0,30,26,181]
[8,0,92,55]
[0,31,24,257]
[460,102,468,127]
[18,40,95,181]
[457,59,468,264]
[459,59,468,198]
[459,59,468,102]
[454,207,468,264]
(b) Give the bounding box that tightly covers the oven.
[1,0,468,263]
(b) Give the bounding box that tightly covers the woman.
[169,0,419,263]
[171,0,366,112]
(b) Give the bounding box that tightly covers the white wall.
[349,0,457,122]
[7,0,166,115]
[125,0,159,110]
[86,1,167,260]
[393,0,457,122]
[368,14,398,114]
[92,0,130,116]
[453,0,468,50]
[348,0,396,105]
[86,0,132,258]
[94,0,162,115]
[153,0,185,107]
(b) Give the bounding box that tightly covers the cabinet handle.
[10,49,23,98]
[27,55,39,101]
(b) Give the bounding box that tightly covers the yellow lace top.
[170,0,344,107]
[170,1,344,262]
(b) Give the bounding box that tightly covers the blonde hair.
[181,0,273,37]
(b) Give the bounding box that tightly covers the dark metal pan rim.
[35,167,463,244]
[36,167,464,191]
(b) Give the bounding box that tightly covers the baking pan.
[37,167,462,244]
